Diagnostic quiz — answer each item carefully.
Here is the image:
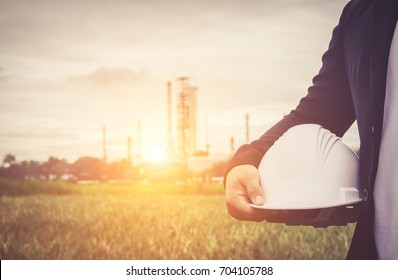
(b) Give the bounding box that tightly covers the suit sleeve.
[226,1,356,176]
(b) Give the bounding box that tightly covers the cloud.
[0,66,10,81]
[59,66,164,124]
[65,67,148,91]
[0,67,5,81]
[65,67,150,97]
[0,0,349,60]
[0,66,25,85]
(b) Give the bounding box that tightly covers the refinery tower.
[167,77,198,159]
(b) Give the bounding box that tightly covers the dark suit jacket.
[227,0,398,259]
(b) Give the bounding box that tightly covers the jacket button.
[371,126,375,134]
[363,189,369,202]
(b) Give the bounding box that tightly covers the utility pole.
[167,81,173,156]
[245,113,250,144]
[230,136,235,155]
[102,125,107,161]
[127,136,132,163]
[137,120,142,159]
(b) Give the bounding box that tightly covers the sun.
[145,147,166,163]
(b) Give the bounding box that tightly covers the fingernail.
[254,195,264,205]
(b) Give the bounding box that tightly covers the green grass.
[0,189,355,259]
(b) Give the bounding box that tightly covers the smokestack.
[167,81,172,153]
[127,136,132,163]
[137,120,142,159]
[245,113,250,144]
[205,110,209,154]
[230,136,235,155]
[102,125,107,161]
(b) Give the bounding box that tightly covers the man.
[225,0,398,259]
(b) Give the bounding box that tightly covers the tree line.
[0,153,229,182]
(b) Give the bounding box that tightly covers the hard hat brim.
[253,204,362,227]
[249,198,362,210]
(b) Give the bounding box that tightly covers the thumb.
[247,184,264,205]
[242,168,264,206]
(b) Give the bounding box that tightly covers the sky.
[0,0,357,163]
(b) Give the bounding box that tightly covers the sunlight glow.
[145,147,166,163]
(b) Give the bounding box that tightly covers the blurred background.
[0,0,356,260]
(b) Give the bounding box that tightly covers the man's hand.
[225,164,272,222]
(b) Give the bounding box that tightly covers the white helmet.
[251,124,362,227]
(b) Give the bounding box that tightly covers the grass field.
[0,180,355,259]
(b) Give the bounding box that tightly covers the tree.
[42,157,69,180]
[108,159,132,180]
[71,157,107,181]
[3,153,16,166]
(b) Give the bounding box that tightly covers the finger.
[226,191,270,222]
[239,170,264,206]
